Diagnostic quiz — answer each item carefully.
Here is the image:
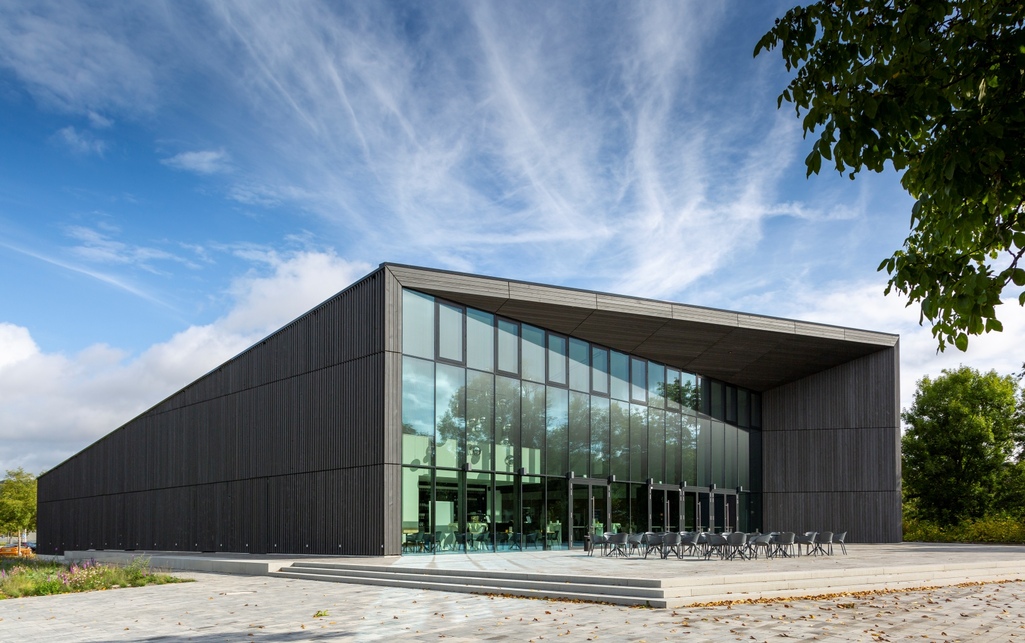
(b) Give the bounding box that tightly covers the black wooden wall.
[761,344,902,542]
[38,268,389,556]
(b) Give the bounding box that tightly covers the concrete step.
[270,568,666,607]
[269,556,1025,609]
[274,564,665,599]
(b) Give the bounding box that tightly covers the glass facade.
[400,288,762,554]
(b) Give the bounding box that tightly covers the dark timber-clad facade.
[38,264,901,556]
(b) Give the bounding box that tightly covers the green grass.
[0,556,189,599]
[903,515,1025,544]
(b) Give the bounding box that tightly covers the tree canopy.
[756,0,1025,351]
[0,468,37,546]
[901,366,1025,525]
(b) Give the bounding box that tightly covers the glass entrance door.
[649,485,681,532]
[570,481,609,549]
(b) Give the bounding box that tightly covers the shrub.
[904,515,1025,544]
[0,557,187,599]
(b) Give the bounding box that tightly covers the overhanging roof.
[383,263,898,392]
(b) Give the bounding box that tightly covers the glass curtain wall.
[399,288,763,553]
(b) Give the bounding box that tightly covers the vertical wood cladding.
[761,345,901,542]
[38,269,389,556]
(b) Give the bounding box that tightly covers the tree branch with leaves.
[756,0,1025,352]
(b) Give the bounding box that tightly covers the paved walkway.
[3,544,1025,641]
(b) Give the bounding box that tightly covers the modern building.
[38,264,901,556]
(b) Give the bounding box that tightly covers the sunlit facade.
[400,288,763,552]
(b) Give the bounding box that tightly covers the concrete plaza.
[2,543,1025,641]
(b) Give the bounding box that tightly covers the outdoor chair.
[606,532,630,557]
[748,533,773,559]
[772,532,795,558]
[661,532,683,559]
[642,532,664,559]
[811,531,833,556]
[724,531,748,560]
[588,533,608,557]
[680,532,701,557]
[834,531,848,555]
[628,533,644,556]
[704,533,728,560]
[795,531,816,556]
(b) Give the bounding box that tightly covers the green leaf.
[954,333,969,352]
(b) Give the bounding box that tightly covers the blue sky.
[1,1,1023,474]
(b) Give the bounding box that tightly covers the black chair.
[834,531,848,555]
[661,532,683,559]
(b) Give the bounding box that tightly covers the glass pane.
[610,400,630,481]
[630,358,647,403]
[738,389,750,428]
[569,338,589,392]
[401,466,432,548]
[495,473,518,540]
[610,482,628,533]
[521,476,544,549]
[630,404,646,482]
[591,346,609,395]
[434,473,458,549]
[666,411,682,484]
[402,289,434,359]
[521,324,545,383]
[725,422,738,489]
[710,381,724,421]
[495,376,520,472]
[590,396,609,478]
[681,411,697,486]
[648,408,665,484]
[435,363,465,469]
[610,351,629,400]
[647,362,665,409]
[546,386,568,476]
[437,302,464,363]
[630,483,646,533]
[751,393,762,428]
[738,428,750,490]
[666,368,681,411]
[402,356,434,466]
[547,334,567,385]
[466,309,494,372]
[466,370,494,471]
[521,381,546,475]
[545,477,568,549]
[710,420,725,488]
[568,391,589,477]
[497,319,519,375]
[696,415,711,486]
[465,473,494,551]
[726,386,737,424]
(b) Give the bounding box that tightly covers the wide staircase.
[268,557,1025,608]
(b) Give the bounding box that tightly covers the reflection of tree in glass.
[659,379,699,411]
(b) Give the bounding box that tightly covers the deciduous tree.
[901,366,1025,525]
[0,468,37,555]
[756,0,1025,351]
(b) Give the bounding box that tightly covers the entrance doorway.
[710,488,740,532]
[569,480,609,549]
[649,484,681,532]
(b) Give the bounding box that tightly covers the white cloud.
[52,126,106,156]
[161,149,231,175]
[0,251,370,473]
[87,111,113,129]
[0,323,39,370]
[0,2,159,115]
